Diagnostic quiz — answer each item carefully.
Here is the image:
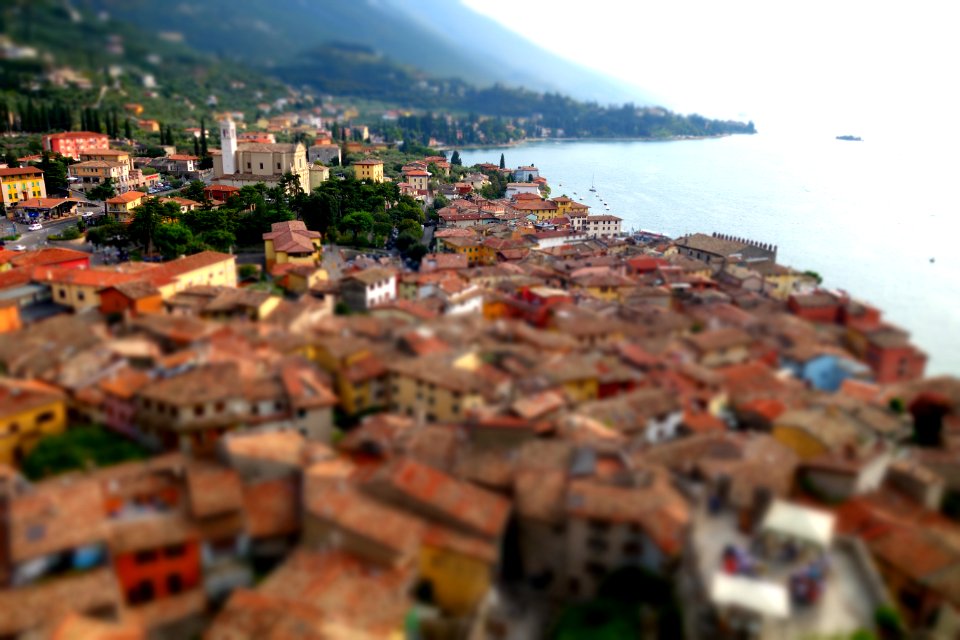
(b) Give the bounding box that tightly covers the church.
[211,120,328,191]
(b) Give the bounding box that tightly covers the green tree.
[21,426,148,481]
[197,229,235,253]
[199,118,208,157]
[129,198,178,254]
[499,152,505,169]
[180,180,209,205]
[124,117,132,140]
[450,150,462,166]
[340,210,374,244]
[86,222,129,248]
[89,177,117,201]
[432,193,449,210]
[154,222,194,258]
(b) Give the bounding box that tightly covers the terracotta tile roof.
[224,429,309,467]
[0,377,66,421]
[423,523,497,563]
[138,361,242,406]
[186,465,244,518]
[243,477,300,538]
[167,154,198,161]
[34,265,143,289]
[98,367,152,399]
[8,477,106,563]
[48,612,146,640]
[368,457,511,539]
[514,469,566,523]
[8,247,88,269]
[870,527,960,582]
[0,166,43,177]
[108,511,199,554]
[306,482,424,557]
[566,474,689,556]
[262,220,321,254]
[142,251,234,285]
[219,549,413,637]
[44,131,108,140]
[0,569,123,637]
[105,191,146,204]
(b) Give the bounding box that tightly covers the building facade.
[41,131,110,160]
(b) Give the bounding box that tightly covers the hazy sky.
[463,0,958,137]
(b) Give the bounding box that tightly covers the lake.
[458,134,959,376]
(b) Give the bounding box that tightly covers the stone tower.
[220,119,236,176]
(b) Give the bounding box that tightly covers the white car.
[10,244,26,251]
[27,223,43,231]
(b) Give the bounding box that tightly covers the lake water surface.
[458,134,959,375]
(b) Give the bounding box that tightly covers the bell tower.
[220,119,237,175]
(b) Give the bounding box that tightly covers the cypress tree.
[124,117,132,140]
[199,118,207,156]
[499,153,505,169]
[193,136,200,156]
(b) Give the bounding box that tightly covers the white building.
[340,267,397,312]
[213,119,316,190]
[512,165,540,181]
[576,214,622,239]
[505,183,541,199]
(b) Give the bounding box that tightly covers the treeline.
[0,97,138,137]
[278,45,756,142]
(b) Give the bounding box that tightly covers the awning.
[710,572,790,618]
[760,499,835,547]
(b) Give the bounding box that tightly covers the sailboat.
[589,174,597,192]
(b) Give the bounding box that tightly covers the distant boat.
[589,174,597,192]
[836,135,862,141]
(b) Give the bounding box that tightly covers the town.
[0,104,957,640]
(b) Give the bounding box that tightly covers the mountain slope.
[79,0,650,104]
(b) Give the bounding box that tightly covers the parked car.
[11,244,26,251]
[27,223,43,231]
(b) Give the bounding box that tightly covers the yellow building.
[387,358,484,423]
[41,251,237,310]
[105,191,146,219]
[438,236,494,267]
[419,536,495,616]
[0,378,67,466]
[772,409,862,460]
[312,337,388,415]
[78,148,133,169]
[353,158,384,183]
[69,160,131,194]
[1,166,46,208]
[262,220,322,269]
[551,196,590,217]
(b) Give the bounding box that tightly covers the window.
[35,411,55,424]
[164,543,186,558]
[135,550,157,564]
[194,405,205,417]
[77,291,85,301]
[166,574,183,594]
[588,519,610,534]
[277,162,281,170]
[58,289,66,299]
[128,580,155,605]
[247,162,251,169]
[587,537,608,553]
[215,401,225,413]
[585,561,608,579]
[259,163,264,170]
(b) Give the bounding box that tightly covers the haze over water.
[459,132,960,376]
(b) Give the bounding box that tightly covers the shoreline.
[440,132,741,151]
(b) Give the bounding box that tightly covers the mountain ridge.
[79,0,652,105]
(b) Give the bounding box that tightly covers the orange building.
[41,131,110,160]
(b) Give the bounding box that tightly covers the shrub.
[48,224,82,241]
